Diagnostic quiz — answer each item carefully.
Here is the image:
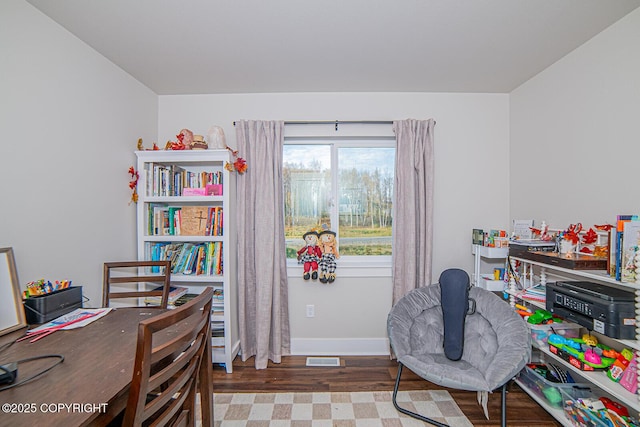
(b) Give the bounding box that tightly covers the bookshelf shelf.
[136,150,239,373]
[145,196,224,203]
[143,235,223,243]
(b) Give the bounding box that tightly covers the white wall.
[159,92,510,353]
[0,0,158,306]
[510,8,640,230]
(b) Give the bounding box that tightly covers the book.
[151,205,170,235]
[608,226,617,277]
[180,206,209,236]
[620,219,640,283]
[168,207,181,235]
[173,242,194,273]
[472,228,484,245]
[173,293,199,307]
[194,245,205,275]
[206,207,223,236]
[181,245,199,275]
[144,285,188,305]
[615,215,638,280]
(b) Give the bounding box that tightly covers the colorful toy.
[568,395,639,427]
[607,348,633,382]
[318,229,339,283]
[584,348,602,365]
[296,230,322,280]
[582,333,598,347]
[527,309,555,325]
[548,334,616,370]
[599,397,629,418]
[23,279,72,298]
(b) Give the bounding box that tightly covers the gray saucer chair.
[387,268,530,427]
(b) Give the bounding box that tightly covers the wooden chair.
[102,260,172,309]
[122,287,214,427]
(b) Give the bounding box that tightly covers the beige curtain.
[235,120,291,369]
[392,119,436,305]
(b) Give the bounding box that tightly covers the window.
[283,139,395,266]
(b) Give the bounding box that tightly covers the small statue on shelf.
[176,128,193,149]
[191,134,208,150]
[207,126,227,149]
[136,138,159,151]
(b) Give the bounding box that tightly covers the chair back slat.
[151,314,210,365]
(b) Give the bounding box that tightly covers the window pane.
[338,147,394,256]
[283,145,332,258]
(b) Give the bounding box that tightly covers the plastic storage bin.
[560,387,608,427]
[518,364,590,408]
[560,387,639,427]
[529,321,582,347]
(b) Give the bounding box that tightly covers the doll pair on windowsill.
[296,228,339,283]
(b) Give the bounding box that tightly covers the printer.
[546,281,636,339]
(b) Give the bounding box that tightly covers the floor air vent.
[306,357,341,367]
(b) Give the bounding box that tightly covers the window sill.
[286,259,392,278]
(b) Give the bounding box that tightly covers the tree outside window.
[283,142,394,260]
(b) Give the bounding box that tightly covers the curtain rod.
[233,120,393,131]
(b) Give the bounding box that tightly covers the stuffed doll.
[176,128,194,150]
[318,230,339,283]
[296,231,322,280]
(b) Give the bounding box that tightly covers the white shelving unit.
[508,255,640,423]
[135,150,239,373]
[471,244,509,291]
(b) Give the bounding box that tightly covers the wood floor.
[212,355,561,426]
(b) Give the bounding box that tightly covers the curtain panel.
[392,119,436,305]
[235,120,291,369]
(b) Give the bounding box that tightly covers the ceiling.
[26,0,640,95]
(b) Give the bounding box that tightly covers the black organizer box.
[23,286,83,324]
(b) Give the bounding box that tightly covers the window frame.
[283,136,395,278]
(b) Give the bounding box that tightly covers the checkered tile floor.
[210,390,473,427]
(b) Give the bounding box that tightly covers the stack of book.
[145,163,223,197]
[148,205,223,236]
[144,285,189,306]
[148,242,223,276]
[611,215,640,283]
[517,284,546,304]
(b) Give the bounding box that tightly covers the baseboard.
[290,338,390,356]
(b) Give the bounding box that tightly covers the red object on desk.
[17,312,102,343]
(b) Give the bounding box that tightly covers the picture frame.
[0,247,27,336]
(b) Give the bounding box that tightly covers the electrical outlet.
[306,304,315,318]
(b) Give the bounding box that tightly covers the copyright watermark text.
[2,402,108,414]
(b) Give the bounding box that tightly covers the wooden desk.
[0,308,213,427]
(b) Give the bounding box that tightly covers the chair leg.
[392,362,450,427]
[501,381,507,427]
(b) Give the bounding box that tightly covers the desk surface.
[0,308,174,427]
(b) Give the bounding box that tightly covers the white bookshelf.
[135,150,239,373]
